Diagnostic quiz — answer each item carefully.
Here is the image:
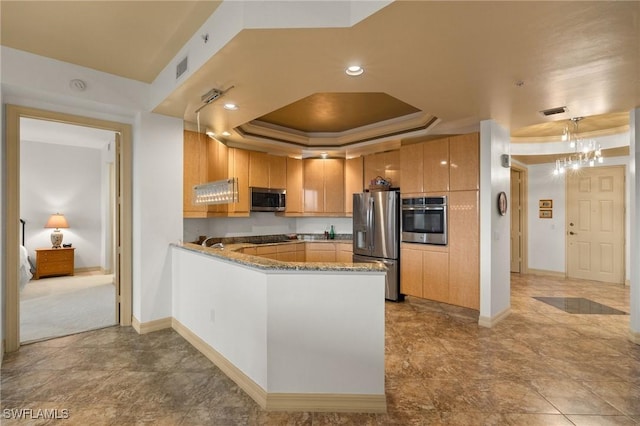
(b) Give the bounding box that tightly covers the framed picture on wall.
[539,199,553,209]
[539,209,552,219]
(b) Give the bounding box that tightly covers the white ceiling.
[2,1,639,156]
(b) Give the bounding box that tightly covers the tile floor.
[2,273,639,425]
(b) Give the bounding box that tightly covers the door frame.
[4,105,133,352]
[510,163,529,274]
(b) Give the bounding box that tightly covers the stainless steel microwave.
[401,196,447,245]
[250,187,286,212]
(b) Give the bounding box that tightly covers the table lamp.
[44,213,69,248]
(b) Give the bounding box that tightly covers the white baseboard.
[131,316,172,334]
[478,306,511,328]
[171,318,387,413]
[630,329,640,345]
[526,268,566,278]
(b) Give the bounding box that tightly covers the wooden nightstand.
[34,247,75,279]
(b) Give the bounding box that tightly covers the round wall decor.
[498,191,507,216]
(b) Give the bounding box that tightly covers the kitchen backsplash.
[183,215,352,243]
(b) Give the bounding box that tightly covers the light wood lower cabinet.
[448,190,479,309]
[305,242,336,262]
[335,242,353,263]
[400,243,448,301]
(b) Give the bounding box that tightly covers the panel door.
[344,157,363,214]
[400,245,423,297]
[324,159,345,213]
[448,190,479,309]
[286,157,304,213]
[449,133,479,191]
[567,166,624,283]
[269,155,287,189]
[249,151,270,188]
[303,159,324,212]
[510,168,522,273]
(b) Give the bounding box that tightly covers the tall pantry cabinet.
[399,133,480,310]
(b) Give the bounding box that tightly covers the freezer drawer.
[352,254,402,302]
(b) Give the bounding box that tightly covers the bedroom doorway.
[19,118,118,343]
[4,105,133,353]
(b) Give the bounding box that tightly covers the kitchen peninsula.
[171,240,387,413]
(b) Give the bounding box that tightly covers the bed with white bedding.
[20,219,33,290]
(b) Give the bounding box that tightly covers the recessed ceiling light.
[222,131,231,137]
[320,152,328,159]
[206,130,215,138]
[345,65,364,76]
[223,103,238,111]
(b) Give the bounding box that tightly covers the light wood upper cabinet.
[324,159,345,213]
[423,137,449,193]
[400,143,424,194]
[344,157,363,215]
[270,155,287,189]
[303,158,344,213]
[208,138,229,215]
[448,190,479,309]
[183,130,209,217]
[227,148,250,216]
[449,133,479,191]
[364,150,400,188]
[285,157,304,213]
[249,152,287,189]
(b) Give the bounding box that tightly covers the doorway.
[4,105,133,353]
[566,166,625,284]
[18,118,118,342]
[510,165,527,274]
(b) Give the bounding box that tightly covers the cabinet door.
[324,159,345,213]
[344,157,363,215]
[228,148,250,215]
[400,246,423,297]
[422,250,449,303]
[449,133,479,191]
[249,152,270,188]
[423,137,449,193]
[208,140,228,214]
[364,150,400,188]
[286,157,304,213]
[183,131,209,216]
[303,159,324,212]
[269,155,287,189]
[448,190,479,309]
[400,143,424,194]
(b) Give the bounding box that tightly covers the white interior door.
[566,166,624,283]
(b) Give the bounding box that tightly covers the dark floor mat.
[533,297,628,315]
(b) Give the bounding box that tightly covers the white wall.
[479,120,511,323]
[132,112,183,323]
[2,48,183,329]
[20,140,104,269]
[527,157,631,278]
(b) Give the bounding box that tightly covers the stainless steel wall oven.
[401,196,447,245]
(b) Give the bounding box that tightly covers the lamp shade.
[44,213,69,229]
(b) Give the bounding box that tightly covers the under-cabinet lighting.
[194,178,238,205]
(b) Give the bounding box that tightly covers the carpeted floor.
[20,273,116,343]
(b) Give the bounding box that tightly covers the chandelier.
[553,117,603,175]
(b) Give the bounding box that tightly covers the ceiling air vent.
[539,106,567,117]
[176,56,188,80]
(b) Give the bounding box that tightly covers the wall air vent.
[176,56,188,80]
[539,106,567,116]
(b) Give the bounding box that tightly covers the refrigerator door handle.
[369,197,375,251]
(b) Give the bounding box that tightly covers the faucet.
[201,237,224,249]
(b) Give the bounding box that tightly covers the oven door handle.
[402,206,445,211]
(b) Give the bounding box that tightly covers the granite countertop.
[175,238,386,273]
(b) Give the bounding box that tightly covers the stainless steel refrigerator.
[352,191,402,301]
